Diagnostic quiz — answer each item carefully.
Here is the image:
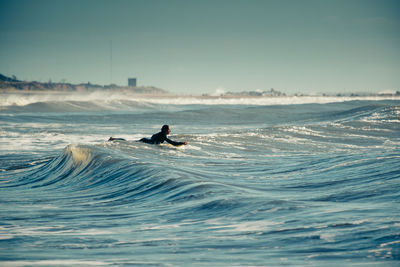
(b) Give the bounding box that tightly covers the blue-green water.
[1,94,399,266]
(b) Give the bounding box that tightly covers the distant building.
[128,78,137,87]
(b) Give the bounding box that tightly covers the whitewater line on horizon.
[1,91,400,107]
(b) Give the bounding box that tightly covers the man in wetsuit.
[139,125,187,146]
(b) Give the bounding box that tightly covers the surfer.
[139,125,188,146]
[108,125,188,146]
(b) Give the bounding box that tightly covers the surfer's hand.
[184,142,188,145]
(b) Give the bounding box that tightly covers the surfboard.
[108,137,126,141]
[159,143,185,148]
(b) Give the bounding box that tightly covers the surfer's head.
[161,125,170,135]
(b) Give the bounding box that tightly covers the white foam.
[0,234,13,240]
[206,220,281,233]
[319,233,336,242]
[0,260,110,266]
[282,126,325,137]
[0,127,108,154]
[141,223,184,230]
[130,95,400,106]
[380,240,400,247]
[1,91,400,107]
[1,225,116,237]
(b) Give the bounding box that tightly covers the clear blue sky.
[1,0,399,94]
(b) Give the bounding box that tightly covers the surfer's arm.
[165,138,187,146]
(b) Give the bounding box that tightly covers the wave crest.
[2,91,400,112]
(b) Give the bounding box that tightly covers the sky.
[0,0,399,94]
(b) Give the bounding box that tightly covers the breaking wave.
[0,98,399,265]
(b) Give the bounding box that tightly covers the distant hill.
[0,73,21,82]
[0,73,168,94]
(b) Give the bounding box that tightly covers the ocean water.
[0,93,399,266]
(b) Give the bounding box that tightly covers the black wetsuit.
[140,131,185,146]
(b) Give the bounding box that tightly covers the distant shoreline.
[1,73,399,98]
[1,88,400,99]
[0,73,168,94]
